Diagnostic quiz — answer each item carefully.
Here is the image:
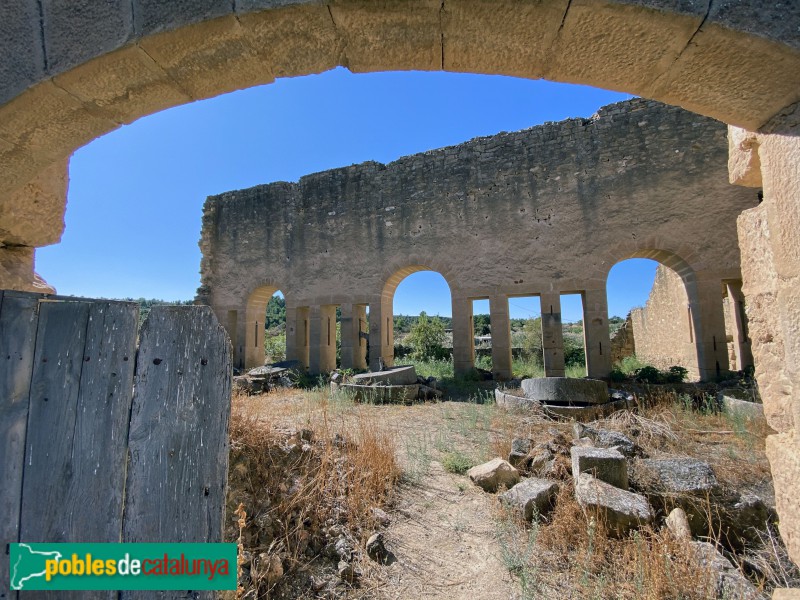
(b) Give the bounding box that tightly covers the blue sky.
[37,67,656,320]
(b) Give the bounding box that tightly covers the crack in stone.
[136,43,197,102]
[35,0,49,73]
[50,77,124,127]
[439,0,445,70]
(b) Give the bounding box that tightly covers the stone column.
[539,292,565,377]
[309,304,337,374]
[690,278,730,381]
[224,309,242,371]
[489,295,512,380]
[369,297,394,371]
[452,295,475,376]
[293,306,310,369]
[340,303,368,370]
[582,288,612,379]
[244,303,265,370]
[726,281,754,371]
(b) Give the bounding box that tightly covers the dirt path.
[377,462,518,599]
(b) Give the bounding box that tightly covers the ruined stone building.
[198,99,756,382]
[4,0,800,575]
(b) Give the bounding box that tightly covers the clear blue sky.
[37,67,656,320]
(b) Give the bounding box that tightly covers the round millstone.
[521,377,609,405]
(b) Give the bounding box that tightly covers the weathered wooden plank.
[122,305,232,600]
[18,300,91,543]
[0,291,40,600]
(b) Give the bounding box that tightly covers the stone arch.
[372,264,455,370]
[243,281,283,370]
[3,0,800,272]
[603,247,728,381]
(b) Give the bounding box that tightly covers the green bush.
[406,311,448,361]
[441,451,474,474]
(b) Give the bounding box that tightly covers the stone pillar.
[244,303,265,370]
[726,281,754,371]
[369,297,394,371]
[340,303,368,370]
[730,130,800,566]
[452,295,475,376]
[540,292,565,377]
[291,306,310,369]
[309,305,337,374]
[690,278,729,381]
[489,295,512,380]
[225,309,242,371]
[582,288,612,379]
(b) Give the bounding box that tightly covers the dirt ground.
[235,387,781,599]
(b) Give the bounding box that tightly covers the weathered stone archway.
[3,0,800,291]
[4,0,800,574]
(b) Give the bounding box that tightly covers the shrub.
[406,311,447,361]
[442,451,475,474]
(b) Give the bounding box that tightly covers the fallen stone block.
[691,541,767,600]
[573,423,643,458]
[351,365,417,386]
[501,477,559,521]
[575,473,653,536]
[468,458,520,493]
[571,446,628,490]
[508,437,532,469]
[522,377,609,405]
[631,457,719,496]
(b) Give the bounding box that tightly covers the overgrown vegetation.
[610,355,689,384]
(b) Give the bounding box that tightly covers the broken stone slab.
[631,457,719,496]
[691,541,767,600]
[467,458,520,493]
[521,377,609,405]
[631,457,720,537]
[575,473,653,536]
[501,477,559,521]
[571,446,629,490]
[718,393,766,422]
[719,492,776,548]
[573,423,643,458]
[351,365,417,386]
[247,365,289,378]
[339,383,420,404]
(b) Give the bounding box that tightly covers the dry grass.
[226,390,401,598]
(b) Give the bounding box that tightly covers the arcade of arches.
[3,0,800,574]
[198,100,752,383]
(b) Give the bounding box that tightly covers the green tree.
[264,295,286,330]
[520,317,543,365]
[473,313,491,336]
[406,311,447,360]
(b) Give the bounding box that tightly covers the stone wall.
[629,265,698,378]
[200,99,756,380]
[610,314,635,366]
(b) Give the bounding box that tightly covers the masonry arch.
[3,0,800,288]
[603,248,729,381]
[242,282,284,370]
[376,265,455,371]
